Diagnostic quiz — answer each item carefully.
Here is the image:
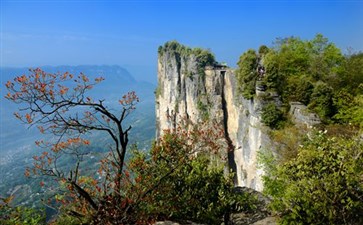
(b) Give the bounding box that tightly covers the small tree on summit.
[5,68,139,222]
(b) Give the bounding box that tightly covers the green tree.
[307,33,344,81]
[333,90,363,128]
[262,131,363,224]
[262,50,284,91]
[258,45,270,56]
[261,103,285,129]
[336,52,363,94]
[308,81,335,121]
[259,34,343,109]
[285,75,314,105]
[236,49,258,99]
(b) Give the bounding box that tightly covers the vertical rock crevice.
[156,42,270,191]
[221,71,237,183]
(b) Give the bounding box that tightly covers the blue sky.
[1,0,362,83]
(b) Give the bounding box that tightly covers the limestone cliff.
[155,42,273,191]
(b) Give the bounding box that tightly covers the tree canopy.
[236,34,363,127]
[261,131,363,224]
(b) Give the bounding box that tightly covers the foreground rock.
[227,187,275,225]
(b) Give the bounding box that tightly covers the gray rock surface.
[289,102,321,127]
[251,217,276,225]
[156,44,278,191]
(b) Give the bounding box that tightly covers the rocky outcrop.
[155,42,278,191]
[289,102,321,127]
[155,44,224,138]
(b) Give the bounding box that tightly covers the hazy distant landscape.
[0,65,156,208]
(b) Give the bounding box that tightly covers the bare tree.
[5,68,139,218]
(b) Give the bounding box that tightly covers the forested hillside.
[236,34,363,224]
[236,34,363,128]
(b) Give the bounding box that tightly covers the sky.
[1,0,363,83]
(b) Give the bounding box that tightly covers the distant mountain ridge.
[1,65,155,104]
[1,65,136,89]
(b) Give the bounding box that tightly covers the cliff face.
[155,43,273,191]
[156,45,225,137]
[223,74,273,191]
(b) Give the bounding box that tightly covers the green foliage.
[336,52,363,95]
[192,47,216,67]
[236,49,258,99]
[264,34,344,123]
[261,131,363,224]
[269,125,308,163]
[147,155,233,224]
[197,98,210,121]
[307,33,344,80]
[333,90,363,128]
[265,34,343,95]
[0,198,46,225]
[263,51,283,91]
[285,75,314,105]
[159,41,216,78]
[51,215,83,225]
[272,36,310,77]
[308,81,335,120]
[126,123,258,224]
[261,103,285,129]
[258,45,269,55]
[236,34,363,126]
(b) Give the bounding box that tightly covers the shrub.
[308,81,335,121]
[126,122,258,224]
[261,103,284,129]
[159,41,215,79]
[285,75,314,105]
[197,98,210,121]
[0,197,45,225]
[262,131,363,224]
[258,45,270,55]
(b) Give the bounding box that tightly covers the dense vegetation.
[261,131,363,224]
[236,49,259,99]
[0,197,45,225]
[236,34,363,127]
[237,35,363,224]
[122,123,258,224]
[2,69,258,224]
